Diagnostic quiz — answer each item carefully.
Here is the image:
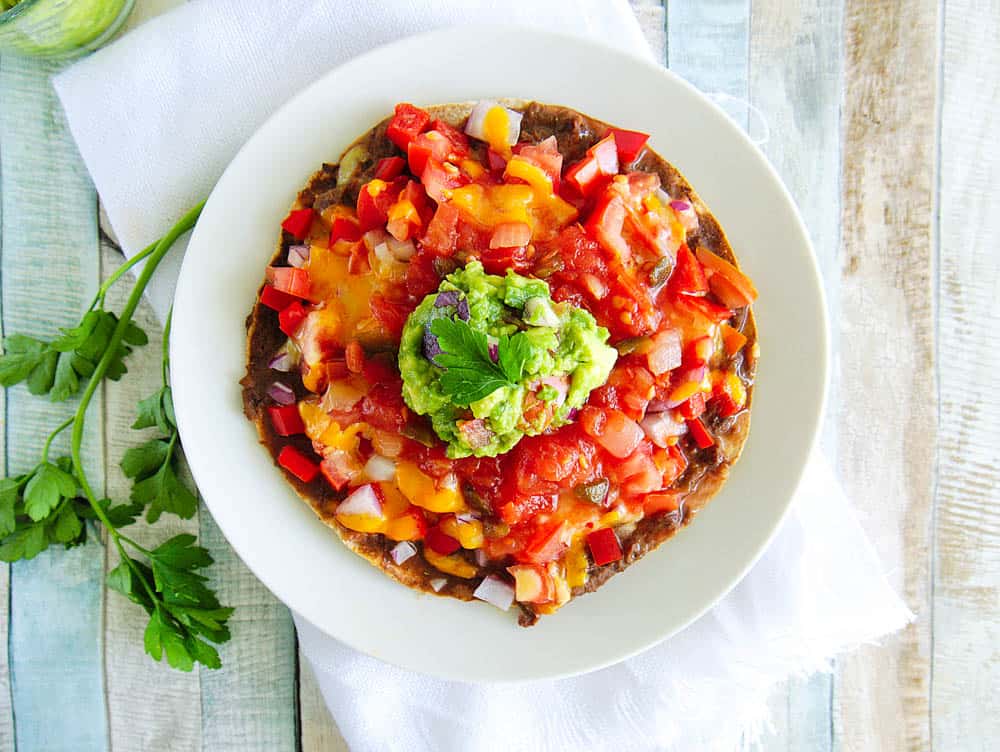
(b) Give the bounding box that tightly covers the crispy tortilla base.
[241,101,757,622]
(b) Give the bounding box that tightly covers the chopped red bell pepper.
[277,445,319,483]
[373,156,406,181]
[268,404,305,436]
[679,391,706,419]
[609,128,649,165]
[386,102,430,151]
[667,244,708,296]
[421,203,461,256]
[584,193,629,260]
[586,527,623,566]
[425,526,461,556]
[695,246,758,306]
[565,134,619,196]
[429,119,470,156]
[280,208,314,240]
[266,266,311,299]
[687,417,715,448]
[278,300,307,336]
[356,178,406,232]
[260,285,297,311]
[329,217,362,244]
[479,246,530,275]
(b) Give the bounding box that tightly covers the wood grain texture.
[745,1,844,747]
[299,658,349,752]
[835,2,938,750]
[0,240,11,752]
[932,1,1000,749]
[0,55,109,751]
[199,510,297,751]
[99,240,202,752]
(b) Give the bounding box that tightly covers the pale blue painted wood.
[199,509,298,751]
[745,1,844,749]
[0,55,108,751]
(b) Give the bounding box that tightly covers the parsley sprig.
[430,316,533,404]
[0,201,231,671]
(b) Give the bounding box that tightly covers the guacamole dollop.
[399,260,617,458]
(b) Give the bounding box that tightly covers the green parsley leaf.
[151,534,213,571]
[0,523,48,562]
[0,335,52,387]
[0,478,21,537]
[23,462,77,521]
[123,438,198,523]
[52,505,83,544]
[121,438,170,479]
[106,558,156,615]
[429,317,533,406]
[50,352,80,402]
[132,386,174,433]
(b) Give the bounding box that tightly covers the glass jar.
[0,0,134,59]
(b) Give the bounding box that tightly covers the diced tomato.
[407,131,452,176]
[405,251,443,299]
[695,246,758,306]
[518,136,563,179]
[585,193,629,260]
[278,301,308,336]
[712,392,741,418]
[644,492,680,517]
[654,444,688,486]
[425,526,461,556]
[507,564,554,603]
[319,451,360,491]
[281,208,314,240]
[581,407,643,458]
[386,102,430,151]
[266,267,311,299]
[489,221,532,249]
[329,217,362,244]
[369,293,410,339]
[680,391,706,419]
[683,336,714,368]
[361,382,408,432]
[667,244,708,296]
[421,158,468,203]
[260,285,297,311]
[421,203,461,256]
[268,404,305,436]
[687,417,715,449]
[676,294,734,324]
[586,527,623,566]
[564,134,619,196]
[429,119,470,156]
[609,128,649,165]
[518,522,569,565]
[498,494,557,526]
[480,245,530,275]
[278,446,320,483]
[347,242,371,275]
[344,340,365,373]
[374,156,406,181]
[619,445,662,496]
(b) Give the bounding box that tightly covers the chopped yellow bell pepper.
[440,516,484,549]
[395,460,466,513]
[336,513,386,534]
[424,547,477,578]
[566,541,590,588]
[378,482,410,518]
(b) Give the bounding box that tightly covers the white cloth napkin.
[53,1,912,750]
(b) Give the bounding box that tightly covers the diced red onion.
[487,335,499,363]
[287,245,309,268]
[423,325,443,361]
[267,381,296,405]
[268,351,292,372]
[465,100,522,146]
[456,297,470,321]
[435,290,460,308]
[640,412,688,448]
[390,541,417,565]
[364,454,396,482]
[475,549,489,567]
[539,376,569,405]
[337,484,382,518]
[566,407,580,420]
[645,400,672,414]
[645,329,682,375]
[473,575,515,611]
[362,229,388,251]
[669,200,691,212]
[439,473,459,492]
[373,242,395,265]
[456,512,480,524]
[430,577,447,592]
[386,236,416,261]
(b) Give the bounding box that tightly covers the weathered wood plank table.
[0,0,995,749]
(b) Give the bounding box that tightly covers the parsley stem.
[161,307,173,386]
[41,417,74,464]
[70,201,204,548]
[88,238,159,310]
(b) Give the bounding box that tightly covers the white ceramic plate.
[172,26,828,682]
